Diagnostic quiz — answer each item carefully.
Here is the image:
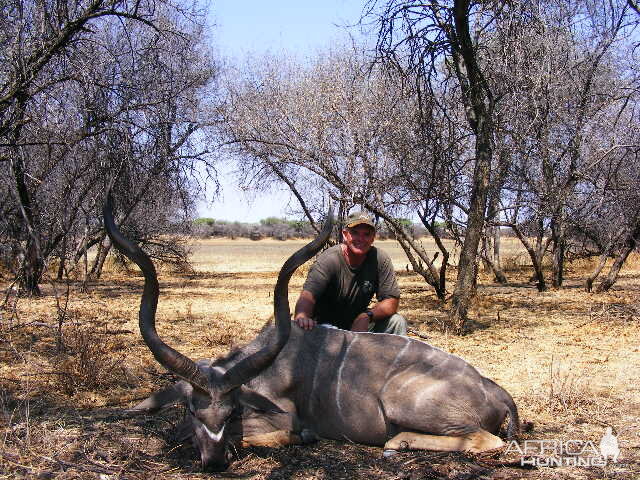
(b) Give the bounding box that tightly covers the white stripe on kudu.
[381,339,411,395]
[336,336,358,417]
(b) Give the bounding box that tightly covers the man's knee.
[370,313,407,336]
[387,313,408,336]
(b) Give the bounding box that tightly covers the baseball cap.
[344,211,376,230]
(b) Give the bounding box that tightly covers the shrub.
[53,324,127,395]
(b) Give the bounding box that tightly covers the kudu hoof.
[383,449,399,458]
[300,429,319,444]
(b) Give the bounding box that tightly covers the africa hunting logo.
[506,428,621,467]
[361,280,374,295]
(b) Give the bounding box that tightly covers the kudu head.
[103,196,333,471]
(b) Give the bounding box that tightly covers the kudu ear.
[235,386,286,414]
[128,381,193,413]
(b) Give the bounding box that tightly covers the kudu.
[104,199,519,472]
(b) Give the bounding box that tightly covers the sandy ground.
[0,237,638,479]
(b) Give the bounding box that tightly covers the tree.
[0,0,218,294]
[373,0,498,333]
[371,0,640,318]
[220,47,464,299]
[484,0,638,291]
[575,124,640,292]
[218,1,640,328]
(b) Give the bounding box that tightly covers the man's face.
[343,224,376,256]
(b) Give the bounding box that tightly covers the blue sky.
[198,1,367,222]
[210,1,365,58]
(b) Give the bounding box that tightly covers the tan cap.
[344,211,375,230]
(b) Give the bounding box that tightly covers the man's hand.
[294,315,317,330]
[351,313,370,332]
[294,290,316,330]
[351,298,399,333]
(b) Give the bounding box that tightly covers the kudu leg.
[242,430,318,448]
[242,430,302,448]
[385,430,504,454]
[241,428,317,448]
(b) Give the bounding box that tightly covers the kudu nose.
[200,449,230,472]
[202,460,230,472]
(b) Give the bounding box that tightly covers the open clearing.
[1,237,639,479]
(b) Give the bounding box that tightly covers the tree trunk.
[423,220,450,298]
[481,230,492,272]
[447,0,494,334]
[552,237,565,288]
[56,256,66,281]
[493,226,506,280]
[56,235,68,280]
[89,239,104,276]
[585,227,635,292]
[483,149,508,283]
[10,95,44,295]
[584,252,608,292]
[551,216,566,288]
[90,238,112,279]
[20,239,43,296]
[481,230,507,284]
[480,241,507,284]
[81,220,89,292]
[510,225,548,292]
[450,146,491,333]
[336,200,347,245]
[596,244,634,293]
[595,226,639,292]
[395,234,445,299]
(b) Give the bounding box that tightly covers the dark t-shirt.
[303,244,400,330]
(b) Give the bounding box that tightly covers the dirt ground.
[1,238,639,479]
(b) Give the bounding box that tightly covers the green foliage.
[192,215,313,239]
[194,217,215,226]
[194,218,230,226]
[383,218,413,231]
[421,220,446,229]
[288,219,310,232]
[259,217,310,232]
[260,216,288,226]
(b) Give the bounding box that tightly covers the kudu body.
[104,200,519,472]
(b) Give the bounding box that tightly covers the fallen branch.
[408,328,429,341]
[6,321,56,330]
[0,451,47,475]
[41,455,118,474]
[100,329,134,335]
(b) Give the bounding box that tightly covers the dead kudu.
[103,200,519,472]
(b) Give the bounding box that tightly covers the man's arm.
[294,290,317,330]
[351,297,399,332]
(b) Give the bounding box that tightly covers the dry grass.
[1,238,639,479]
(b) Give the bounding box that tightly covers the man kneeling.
[294,211,407,336]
